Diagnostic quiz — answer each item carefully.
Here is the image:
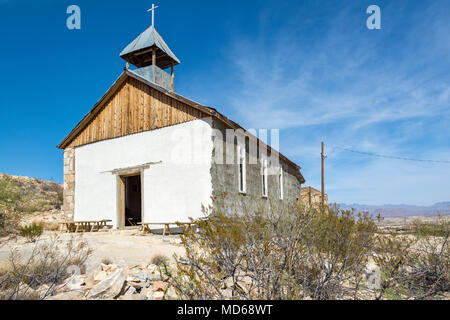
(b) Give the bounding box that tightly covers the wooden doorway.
[117,172,143,229]
[124,175,142,226]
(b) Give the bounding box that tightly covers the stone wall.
[300,186,328,209]
[210,119,301,210]
[63,147,75,220]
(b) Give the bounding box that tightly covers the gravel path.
[0,229,186,268]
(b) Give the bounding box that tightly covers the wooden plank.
[65,78,207,148]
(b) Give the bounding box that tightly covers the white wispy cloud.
[224,1,450,205]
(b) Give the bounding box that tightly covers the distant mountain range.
[337,202,450,218]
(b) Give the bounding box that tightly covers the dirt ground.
[377,215,449,227]
[0,229,186,268]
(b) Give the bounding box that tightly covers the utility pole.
[321,141,325,210]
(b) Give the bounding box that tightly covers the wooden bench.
[138,222,195,235]
[59,220,112,233]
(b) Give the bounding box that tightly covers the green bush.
[167,194,377,300]
[0,176,21,212]
[19,223,44,242]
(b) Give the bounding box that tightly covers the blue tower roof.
[120,25,180,69]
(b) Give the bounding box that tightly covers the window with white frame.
[238,143,246,193]
[261,158,268,197]
[278,167,283,200]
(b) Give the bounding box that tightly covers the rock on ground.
[87,269,126,299]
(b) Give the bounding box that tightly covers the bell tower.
[120,4,180,91]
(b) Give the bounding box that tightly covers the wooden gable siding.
[68,77,208,148]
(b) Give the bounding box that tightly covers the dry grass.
[101,257,113,265]
[0,174,63,217]
[0,235,92,300]
[151,254,169,266]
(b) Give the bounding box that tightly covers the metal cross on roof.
[147,4,159,27]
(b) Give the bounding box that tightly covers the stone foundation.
[63,148,75,221]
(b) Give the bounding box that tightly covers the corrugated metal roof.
[120,26,180,65]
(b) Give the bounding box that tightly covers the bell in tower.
[120,4,180,91]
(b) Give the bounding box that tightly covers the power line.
[332,146,450,164]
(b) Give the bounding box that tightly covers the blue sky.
[0,0,449,205]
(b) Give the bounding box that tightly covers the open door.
[123,174,142,226]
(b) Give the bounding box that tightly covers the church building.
[57,7,305,228]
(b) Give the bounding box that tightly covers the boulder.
[152,281,168,292]
[94,271,108,282]
[132,271,149,282]
[85,265,102,288]
[124,286,136,296]
[87,269,126,299]
[127,281,142,290]
[148,273,162,282]
[66,275,86,290]
[102,264,118,273]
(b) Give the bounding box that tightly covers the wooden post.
[321,141,325,210]
[152,48,156,83]
[171,61,174,91]
[152,48,156,66]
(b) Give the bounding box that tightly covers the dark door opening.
[124,175,142,226]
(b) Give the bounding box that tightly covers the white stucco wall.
[74,118,213,228]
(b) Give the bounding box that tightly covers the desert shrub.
[0,176,21,212]
[17,200,53,214]
[167,194,377,300]
[19,223,43,242]
[373,234,414,299]
[411,218,449,238]
[0,235,92,300]
[374,217,449,299]
[0,211,19,238]
[0,175,63,215]
[151,254,169,266]
[101,257,113,265]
